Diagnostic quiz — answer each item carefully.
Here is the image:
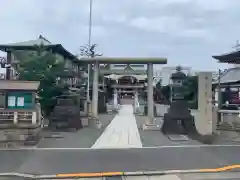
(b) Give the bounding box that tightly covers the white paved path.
[91,105,142,148]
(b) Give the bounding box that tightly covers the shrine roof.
[79,57,167,64]
[212,50,240,63]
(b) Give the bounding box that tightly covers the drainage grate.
[168,134,189,141]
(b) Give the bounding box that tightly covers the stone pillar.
[32,112,37,125]
[135,91,139,104]
[195,72,213,135]
[134,91,139,113]
[13,112,18,124]
[36,102,42,126]
[147,63,154,124]
[6,51,12,80]
[113,88,118,109]
[92,61,99,119]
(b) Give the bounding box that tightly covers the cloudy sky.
[1,0,240,71]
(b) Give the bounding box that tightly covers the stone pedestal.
[89,117,102,129]
[161,100,196,134]
[134,92,139,113]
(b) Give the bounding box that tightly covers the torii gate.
[79,57,167,125]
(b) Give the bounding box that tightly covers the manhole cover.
[168,135,189,141]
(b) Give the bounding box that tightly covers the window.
[8,96,16,107]
[7,92,33,109]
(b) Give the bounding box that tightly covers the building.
[0,35,86,142]
[212,49,240,108]
[154,66,192,86]
[103,64,147,97]
[102,65,192,100]
[0,35,85,90]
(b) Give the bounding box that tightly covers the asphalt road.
[0,145,240,175]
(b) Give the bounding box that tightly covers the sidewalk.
[91,105,142,148]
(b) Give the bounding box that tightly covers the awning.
[0,80,39,90]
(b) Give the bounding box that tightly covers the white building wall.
[157,66,192,86]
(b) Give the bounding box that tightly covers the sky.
[0,0,240,71]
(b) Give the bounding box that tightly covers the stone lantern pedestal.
[161,100,195,134]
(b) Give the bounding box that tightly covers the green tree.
[18,51,67,117]
[182,75,198,100]
[160,85,171,103]
[182,75,198,109]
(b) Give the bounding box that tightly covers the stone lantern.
[170,66,187,102]
[161,66,196,135]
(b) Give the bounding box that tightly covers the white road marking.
[0,144,240,151]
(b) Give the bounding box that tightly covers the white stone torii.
[79,57,167,126]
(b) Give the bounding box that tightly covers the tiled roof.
[0,35,79,61]
[4,35,52,47]
[214,68,240,84]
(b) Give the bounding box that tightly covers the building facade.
[104,64,147,97]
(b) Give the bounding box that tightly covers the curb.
[0,165,240,179]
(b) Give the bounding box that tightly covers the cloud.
[0,0,239,71]
[129,16,213,41]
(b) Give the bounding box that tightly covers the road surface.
[0,145,240,175]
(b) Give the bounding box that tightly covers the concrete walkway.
[91,105,142,148]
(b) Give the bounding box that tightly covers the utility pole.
[86,0,93,102]
[217,68,221,109]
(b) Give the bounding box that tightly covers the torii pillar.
[92,61,99,121]
[146,63,154,124]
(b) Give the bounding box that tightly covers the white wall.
[154,66,192,86]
